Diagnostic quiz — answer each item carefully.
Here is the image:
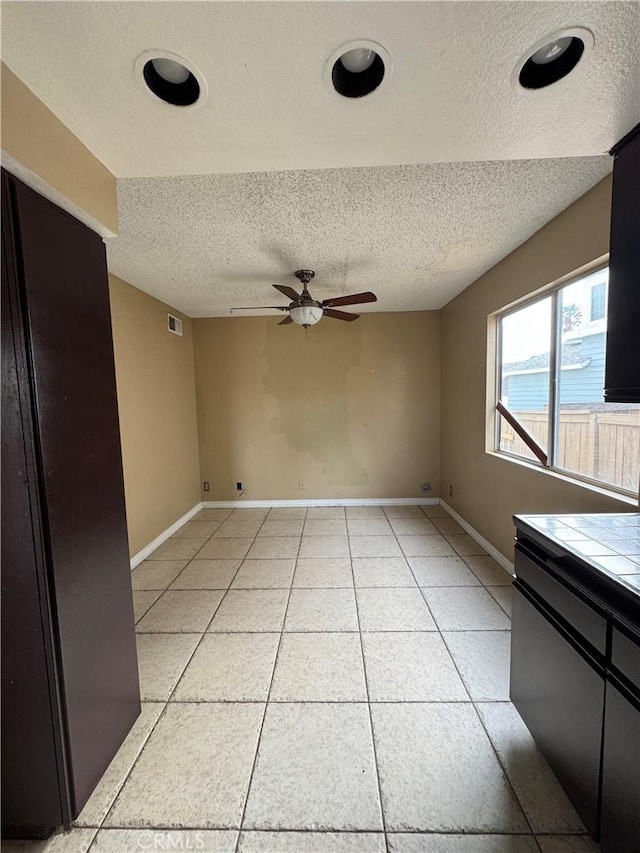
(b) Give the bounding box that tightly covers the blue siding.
[504,332,606,411]
[504,370,549,411]
[558,333,606,405]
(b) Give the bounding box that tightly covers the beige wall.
[441,175,636,561]
[1,62,118,234]
[109,275,201,556]
[194,312,440,501]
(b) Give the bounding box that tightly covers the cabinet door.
[1,173,69,837]
[601,681,640,852]
[605,125,640,403]
[510,585,604,835]
[10,176,140,815]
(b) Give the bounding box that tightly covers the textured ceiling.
[1,1,635,316]
[2,1,639,177]
[107,157,611,316]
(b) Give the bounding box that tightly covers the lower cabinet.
[510,585,604,835]
[512,534,640,849]
[601,681,640,852]
[600,621,640,853]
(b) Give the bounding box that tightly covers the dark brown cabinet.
[510,562,605,835]
[605,123,640,403]
[512,515,640,850]
[601,624,640,852]
[1,171,140,838]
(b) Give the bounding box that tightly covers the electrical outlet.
[449,484,453,498]
[298,480,305,490]
[203,481,210,492]
[236,481,243,491]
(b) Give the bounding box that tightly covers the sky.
[501,267,608,363]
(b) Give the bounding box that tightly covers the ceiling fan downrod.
[294,269,316,300]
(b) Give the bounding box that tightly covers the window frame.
[494,265,639,499]
[495,291,555,466]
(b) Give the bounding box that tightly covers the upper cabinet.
[604,123,640,403]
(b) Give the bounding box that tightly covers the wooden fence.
[500,408,640,492]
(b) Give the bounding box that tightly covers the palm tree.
[562,303,582,332]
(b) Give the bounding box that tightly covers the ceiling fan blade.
[322,291,377,308]
[230,306,288,311]
[272,284,301,301]
[323,308,360,322]
[278,315,293,325]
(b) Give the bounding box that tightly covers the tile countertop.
[513,513,640,621]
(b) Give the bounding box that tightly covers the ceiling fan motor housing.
[294,269,316,287]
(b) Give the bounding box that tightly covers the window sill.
[486,450,639,507]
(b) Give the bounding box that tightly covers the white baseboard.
[129,497,510,577]
[201,497,439,508]
[439,499,514,576]
[130,503,204,569]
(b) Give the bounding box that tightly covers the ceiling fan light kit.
[230,269,377,329]
[289,304,323,327]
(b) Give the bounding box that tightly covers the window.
[496,267,640,495]
[590,281,606,322]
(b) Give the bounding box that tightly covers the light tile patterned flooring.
[7,505,601,853]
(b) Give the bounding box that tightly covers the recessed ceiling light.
[151,57,190,85]
[516,28,594,90]
[135,50,207,108]
[325,40,390,99]
[340,48,376,74]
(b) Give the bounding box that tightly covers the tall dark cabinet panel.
[1,178,69,838]
[605,123,640,403]
[1,171,140,838]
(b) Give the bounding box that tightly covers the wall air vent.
[167,313,183,336]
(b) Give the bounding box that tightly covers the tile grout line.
[93,824,571,835]
[150,698,499,704]
[385,508,540,844]
[135,626,512,633]
[94,512,437,838]
[164,513,256,700]
[470,700,542,847]
[99,508,260,838]
[384,507,482,710]
[416,512,539,842]
[234,507,308,852]
[119,505,535,845]
[409,512,539,842]
[382,506,446,635]
[347,517,390,853]
[132,514,226,621]
[486,585,513,617]
[97,585,234,831]
[385,523,513,630]
[131,589,163,625]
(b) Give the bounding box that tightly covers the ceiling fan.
[230,269,377,328]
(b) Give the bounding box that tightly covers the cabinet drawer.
[515,545,607,655]
[611,626,640,692]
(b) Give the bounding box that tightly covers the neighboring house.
[503,330,606,411]
[503,277,608,411]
